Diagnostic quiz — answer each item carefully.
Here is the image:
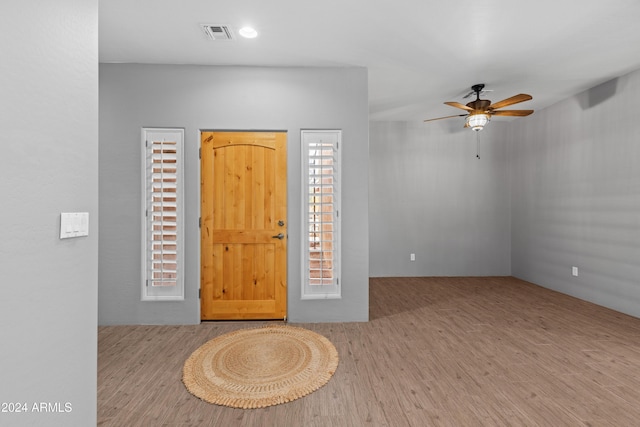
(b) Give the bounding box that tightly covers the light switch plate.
[60,212,89,239]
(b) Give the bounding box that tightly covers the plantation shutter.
[301,130,341,299]
[142,128,184,301]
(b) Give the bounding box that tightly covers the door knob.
[272,233,285,240]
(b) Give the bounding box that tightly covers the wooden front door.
[200,131,287,320]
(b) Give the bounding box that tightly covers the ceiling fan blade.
[490,110,534,117]
[423,114,467,123]
[488,94,532,110]
[444,101,474,111]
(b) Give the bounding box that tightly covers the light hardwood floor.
[98,277,640,426]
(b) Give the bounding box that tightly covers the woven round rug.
[182,324,339,409]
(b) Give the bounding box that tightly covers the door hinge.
[199,217,201,228]
[146,279,149,287]
[145,140,148,147]
[199,147,201,159]
[199,288,201,299]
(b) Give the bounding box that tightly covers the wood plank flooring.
[98,277,640,426]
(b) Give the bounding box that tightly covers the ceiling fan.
[424,84,534,131]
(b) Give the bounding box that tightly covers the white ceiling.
[99,0,640,122]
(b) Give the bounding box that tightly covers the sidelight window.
[141,128,184,301]
[301,130,341,299]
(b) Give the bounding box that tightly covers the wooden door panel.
[205,300,276,316]
[212,144,275,230]
[201,131,286,320]
[211,243,275,300]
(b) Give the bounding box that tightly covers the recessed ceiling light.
[239,27,258,39]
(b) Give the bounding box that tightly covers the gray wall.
[99,64,369,324]
[509,70,640,318]
[369,121,511,276]
[1,1,98,426]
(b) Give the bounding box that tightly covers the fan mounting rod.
[471,84,485,99]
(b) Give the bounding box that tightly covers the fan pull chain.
[476,131,481,159]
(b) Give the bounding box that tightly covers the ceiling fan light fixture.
[466,113,489,131]
[424,85,533,128]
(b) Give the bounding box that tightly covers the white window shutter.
[301,130,341,299]
[141,128,185,301]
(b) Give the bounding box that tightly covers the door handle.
[272,233,285,240]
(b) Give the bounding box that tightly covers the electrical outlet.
[572,266,578,277]
[410,253,415,261]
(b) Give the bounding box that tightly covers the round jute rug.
[182,324,339,409]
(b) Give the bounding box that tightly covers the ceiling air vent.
[201,24,234,41]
